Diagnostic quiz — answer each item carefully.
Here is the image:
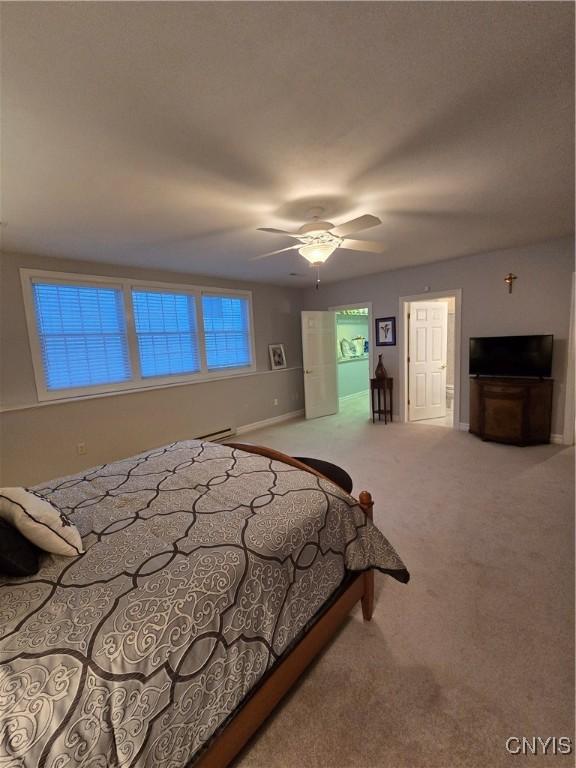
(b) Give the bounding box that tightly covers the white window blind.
[132,290,200,378]
[202,294,252,370]
[32,282,131,390]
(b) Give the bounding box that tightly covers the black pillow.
[0,518,40,576]
[292,457,354,495]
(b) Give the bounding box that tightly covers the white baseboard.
[339,390,369,402]
[236,409,305,435]
[235,412,568,445]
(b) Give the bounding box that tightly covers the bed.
[0,439,408,767]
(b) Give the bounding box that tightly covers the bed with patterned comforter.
[0,439,408,767]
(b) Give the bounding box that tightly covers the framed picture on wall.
[375,317,396,346]
[268,343,287,370]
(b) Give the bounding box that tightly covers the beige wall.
[304,237,574,435]
[2,238,574,484]
[0,252,305,485]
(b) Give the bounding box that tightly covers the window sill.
[0,366,303,413]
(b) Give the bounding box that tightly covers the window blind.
[32,282,131,390]
[132,290,200,378]
[202,295,252,370]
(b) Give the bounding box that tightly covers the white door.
[409,301,448,421]
[301,311,338,419]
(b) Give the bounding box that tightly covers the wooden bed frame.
[194,442,375,768]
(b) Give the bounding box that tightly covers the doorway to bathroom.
[398,290,461,429]
[330,303,372,418]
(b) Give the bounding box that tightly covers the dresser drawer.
[483,384,524,395]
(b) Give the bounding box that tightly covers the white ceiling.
[2,2,574,285]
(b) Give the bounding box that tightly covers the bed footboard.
[358,490,375,621]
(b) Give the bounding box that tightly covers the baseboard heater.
[195,427,237,443]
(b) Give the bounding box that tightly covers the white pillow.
[0,488,83,557]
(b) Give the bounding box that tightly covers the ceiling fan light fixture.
[298,220,334,236]
[255,212,382,268]
[299,242,338,265]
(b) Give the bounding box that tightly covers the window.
[132,290,200,378]
[202,294,252,370]
[31,281,131,391]
[22,270,256,401]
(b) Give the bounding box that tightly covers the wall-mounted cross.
[504,273,517,294]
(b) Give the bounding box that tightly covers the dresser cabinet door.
[482,393,524,443]
[470,377,553,445]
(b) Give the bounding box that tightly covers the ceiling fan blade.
[331,214,382,238]
[250,244,300,261]
[257,227,301,238]
[340,238,386,253]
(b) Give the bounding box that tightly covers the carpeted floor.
[234,395,575,767]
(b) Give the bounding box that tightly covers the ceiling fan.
[252,212,385,266]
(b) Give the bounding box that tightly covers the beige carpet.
[233,395,575,768]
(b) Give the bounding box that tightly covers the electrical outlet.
[76,442,87,455]
[273,398,279,406]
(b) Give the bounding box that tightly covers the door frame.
[329,302,374,398]
[563,272,575,445]
[398,289,462,428]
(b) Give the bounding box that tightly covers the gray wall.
[1,237,573,485]
[0,252,305,485]
[304,237,574,434]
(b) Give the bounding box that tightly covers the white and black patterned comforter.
[0,440,408,767]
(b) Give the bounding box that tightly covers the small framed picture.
[269,343,287,370]
[375,317,396,346]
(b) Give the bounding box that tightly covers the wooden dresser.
[469,377,553,445]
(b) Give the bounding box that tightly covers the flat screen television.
[469,335,553,378]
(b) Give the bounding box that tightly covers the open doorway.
[330,303,372,417]
[398,290,462,429]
